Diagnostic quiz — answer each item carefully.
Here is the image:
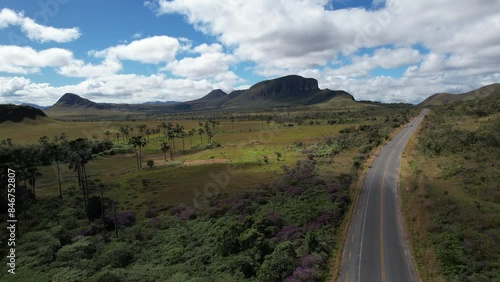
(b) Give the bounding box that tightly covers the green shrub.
[258,241,297,282]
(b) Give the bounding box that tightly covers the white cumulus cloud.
[0,45,74,74]
[91,36,182,64]
[0,8,80,43]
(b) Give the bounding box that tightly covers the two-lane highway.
[338,109,428,282]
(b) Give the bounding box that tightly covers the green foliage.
[16,231,60,269]
[3,159,347,281]
[49,267,90,282]
[94,242,136,269]
[409,97,500,281]
[55,236,98,266]
[258,241,297,281]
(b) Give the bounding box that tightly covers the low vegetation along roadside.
[0,106,415,281]
[400,97,499,281]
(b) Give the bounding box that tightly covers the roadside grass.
[400,137,446,282]
[400,108,500,281]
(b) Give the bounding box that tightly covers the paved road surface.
[337,109,428,282]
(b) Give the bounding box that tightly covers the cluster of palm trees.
[157,120,220,162]
[0,138,13,147]
[0,133,113,222]
[114,124,163,143]
[198,120,218,144]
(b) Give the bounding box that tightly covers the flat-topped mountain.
[0,104,48,123]
[243,75,319,99]
[419,83,500,106]
[225,75,353,109]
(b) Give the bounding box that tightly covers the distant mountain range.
[2,75,499,122]
[45,75,356,115]
[419,83,500,106]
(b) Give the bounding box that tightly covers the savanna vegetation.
[0,105,417,281]
[401,96,500,281]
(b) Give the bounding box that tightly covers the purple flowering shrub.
[284,254,324,281]
[116,210,136,227]
[170,204,198,220]
[273,225,302,242]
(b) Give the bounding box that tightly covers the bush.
[94,242,136,269]
[56,237,97,264]
[263,155,269,164]
[258,241,297,282]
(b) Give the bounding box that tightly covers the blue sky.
[1,0,499,105]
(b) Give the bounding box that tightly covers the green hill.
[419,83,500,106]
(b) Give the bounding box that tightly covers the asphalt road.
[337,109,428,282]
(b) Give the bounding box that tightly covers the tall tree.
[26,167,41,200]
[129,136,147,169]
[119,126,129,141]
[42,140,67,201]
[160,142,170,162]
[137,124,148,136]
[230,116,235,130]
[104,130,112,140]
[198,128,205,145]
[188,129,195,148]
[67,138,92,218]
[167,130,175,160]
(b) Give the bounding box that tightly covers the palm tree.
[158,123,167,136]
[188,129,195,148]
[179,130,186,152]
[230,116,235,130]
[26,167,41,200]
[59,133,68,142]
[167,130,175,160]
[119,126,129,142]
[207,129,214,143]
[137,124,148,136]
[129,136,147,169]
[67,138,92,217]
[43,141,67,201]
[104,130,112,140]
[174,123,185,153]
[198,128,205,144]
[38,135,49,146]
[160,142,170,162]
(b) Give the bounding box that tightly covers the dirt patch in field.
[183,159,230,166]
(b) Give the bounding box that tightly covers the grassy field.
[30,120,354,218]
